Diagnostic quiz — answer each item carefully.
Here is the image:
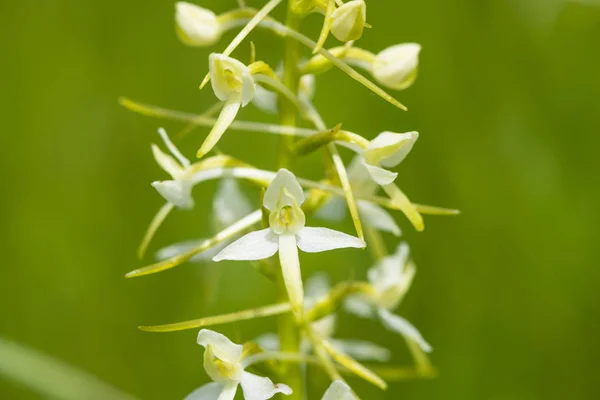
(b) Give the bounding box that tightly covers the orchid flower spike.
[175,2,222,47]
[345,243,432,353]
[330,0,367,42]
[321,380,357,400]
[214,169,365,314]
[185,330,292,400]
[151,128,194,209]
[197,54,256,158]
[372,43,421,91]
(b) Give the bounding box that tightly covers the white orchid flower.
[330,0,367,42]
[361,131,424,231]
[256,274,390,362]
[186,330,292,400]
[371,43,421,91]
[362,131,419,186]
[315,157,401,237]
[156,178,252,263]
[151,128,195,209]
[214,169,365,314]
[175,2,222,47]
[345,243,432,353]
[197,54,256,158]
[321,380,357,400]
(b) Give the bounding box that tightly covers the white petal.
[343,295,375,318]
[254,333,280,352]
[197,98,241,158]
[330,0,367,42]
[313,196,348,222]
[239,372,292,400]
[151,144,183,178]
[296,227,365,253]
[364,131,418,168]
[362,163,398,186]
[278,234,304,313]
[185,382,224,400]
[321,380,356,400]
[209,54,255,105]
[197,329,244,363]
[331,339,391,362]
[372,43,421,91]
[263,169,305,211]
[213,228,279,261]
[158,127,190,167]
[357,200,401,236]
[347,156,378,196]
[216,382,238,400]
[213,179,253,229]
[152,180,194,209]
[367,242,410,289]
[377,308,432,353]
[252,83,279,114]
[175,2,221,47]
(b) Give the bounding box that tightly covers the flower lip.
[175,2,221,47]
[209,53,256,106]
[372,43,421,90]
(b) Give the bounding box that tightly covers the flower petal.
[151,144,183,178]
[321,380,356,400]
[357,200,401,236]
[313,196,347,222]
[213,178,253,229]
[197,329,244,363]
[344,295,375,318]
[296,227,366,253]
[377,308,432,353]
[305,273,331,302]
[152,180,194,209]
[240,372,292,400]
[184,382,224,400]
[213,228,279,262]
[331,339,391,362]
[254,333,280,352]
[263,169,305,211]
[364,131,418,168]
[362,163,398,186]
[278,234,304,314]
[197,97,242,159]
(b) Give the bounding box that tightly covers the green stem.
[276,5,304,400]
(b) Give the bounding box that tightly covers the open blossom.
[330,0,367,42]
[175,2,221,47]
[185,330,292,400]
[151,128,195,209]
[372,43,421,91]
[213,169,365,313]
[345,243,432,352]
[321,380,357,400]
[197,54,256,158]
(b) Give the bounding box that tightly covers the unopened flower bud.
[175,2,221,47]
[330,0,367,42]
[372,43,421,90]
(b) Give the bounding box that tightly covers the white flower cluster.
[124,1,457,399]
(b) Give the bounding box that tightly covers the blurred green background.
[1,0,599,399]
